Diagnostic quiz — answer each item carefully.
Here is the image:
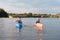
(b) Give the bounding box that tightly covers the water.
[43,18,60,40]
[0,18,60,40]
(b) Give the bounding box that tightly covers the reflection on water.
[9,32,22,40]
[0,18,43,40]
[36,30,43,40]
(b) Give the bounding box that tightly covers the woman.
[15,17,22,32]
[34,18,43,31]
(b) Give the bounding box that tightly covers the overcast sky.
[0,0,60,14]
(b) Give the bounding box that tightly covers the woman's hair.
[36,20,40,23]
[36,18,40,23]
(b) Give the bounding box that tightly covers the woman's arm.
[15,19,18,22]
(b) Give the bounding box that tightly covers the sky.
[0,0,60,14]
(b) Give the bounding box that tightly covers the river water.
[0,18,60,40]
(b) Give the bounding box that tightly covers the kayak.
[16,23,22,29]
[34,23,43,30]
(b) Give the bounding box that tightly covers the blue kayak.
[16,23,22,29]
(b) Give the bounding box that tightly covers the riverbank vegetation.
[8,13,60,18]
[0,8,60,18]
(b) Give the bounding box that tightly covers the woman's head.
[17,17,21,20]
[37,18,40,21]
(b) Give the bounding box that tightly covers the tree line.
[0,8,60,18]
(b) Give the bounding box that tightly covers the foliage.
[0,8,8,17]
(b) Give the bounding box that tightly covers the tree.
[27,12,32,17]
[0,8,8,17]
